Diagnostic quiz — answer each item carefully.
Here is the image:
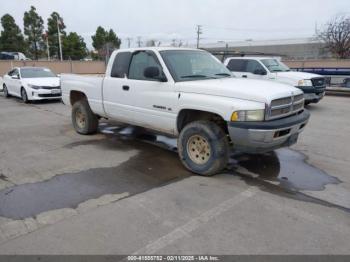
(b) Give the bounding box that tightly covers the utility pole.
[126,37,132,48]
[55,14,63,61]
[43,32,50,61]
[196,25,202,49]
[137,36,142,47]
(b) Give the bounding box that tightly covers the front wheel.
[72,100,98,135]
[178,120,229,176]
[21,88,29,103]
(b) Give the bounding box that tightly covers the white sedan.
[2,67,61,103]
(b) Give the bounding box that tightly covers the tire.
[21,88,29,103]
[3,84,10,98]
[72,100,98,135]
[178,120,229,176]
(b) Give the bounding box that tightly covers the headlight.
[231,109,265,121]
[28,84,41,90]
[297,79,312,87]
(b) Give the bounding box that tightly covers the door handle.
[242,75,247,78]
[122,85,130,91]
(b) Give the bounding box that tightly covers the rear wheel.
[178,120,229,176]
[21,88,29,103]
[3,84,10,98]
[72,100,98,135]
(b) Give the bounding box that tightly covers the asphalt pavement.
[0,93,349,254]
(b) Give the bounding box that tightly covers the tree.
[0,14,26,53]
[91,26,107,51]
[318,15,350,58]
[92,26,121,60]
[62,32,87,60]
[47,12,66,59]
[23,6,44,60]
[106,29,121,49]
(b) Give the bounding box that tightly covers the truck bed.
[61,74,106,117]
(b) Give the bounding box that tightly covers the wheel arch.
[70,90,88,106]
[176,109,228,135]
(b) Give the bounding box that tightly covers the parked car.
[61,47,310,176]
[224,57,326,105]
[2,67,61,103]
[0,52,27,60]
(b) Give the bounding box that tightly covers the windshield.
[261,59,290,72]
[160,50,232,82]
[20,68,56,78]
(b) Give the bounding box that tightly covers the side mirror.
[254,69,267,75]
[144,66,167,82]
[11,75,19,79]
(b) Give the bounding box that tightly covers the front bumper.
[296,86,325,103]
[227,110,310,153]
[29,89,62,100]
[304,91,325,103]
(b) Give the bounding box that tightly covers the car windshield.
[20,68,56,78]
[261,59,290,72]
[160,50,232,82]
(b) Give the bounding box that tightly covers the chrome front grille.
[268,94,304,120]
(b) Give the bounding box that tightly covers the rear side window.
[111,52,132,78]
[227,59,247,72]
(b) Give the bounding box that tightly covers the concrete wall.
[0,60,106,76]
[1,59,350,77]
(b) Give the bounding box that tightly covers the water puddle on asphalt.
[229,149,340,191]
[0,123,342,219]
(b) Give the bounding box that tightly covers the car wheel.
[178,120,229,176]
[3,84,10,98]
[72,100,98,135]
[21,88,29,103]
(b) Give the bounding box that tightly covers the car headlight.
[28,84,41,90]
[231,109,265,121]
[297,79,313,87]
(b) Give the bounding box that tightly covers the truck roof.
[115,47,203,53]
[227,56,281,60]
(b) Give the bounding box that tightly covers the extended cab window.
[227,59,247,72]
[245,60,266,74]
[111,52,132,78]
[128,51,162,81]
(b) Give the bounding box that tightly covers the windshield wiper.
[215,73,231,77]
[180,74,214,79]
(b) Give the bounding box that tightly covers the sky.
[0,0,349,49]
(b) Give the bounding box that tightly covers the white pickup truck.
[61,47,310,176]
[224,57,326,105]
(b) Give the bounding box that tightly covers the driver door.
[124,51,177,134]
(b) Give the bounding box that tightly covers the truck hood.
[175,78,302,103]
[22,77,60,87]
[275,71,322,81]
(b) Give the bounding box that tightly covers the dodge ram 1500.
[61,47,310,175]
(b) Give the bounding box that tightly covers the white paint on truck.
[61,47,310,175]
